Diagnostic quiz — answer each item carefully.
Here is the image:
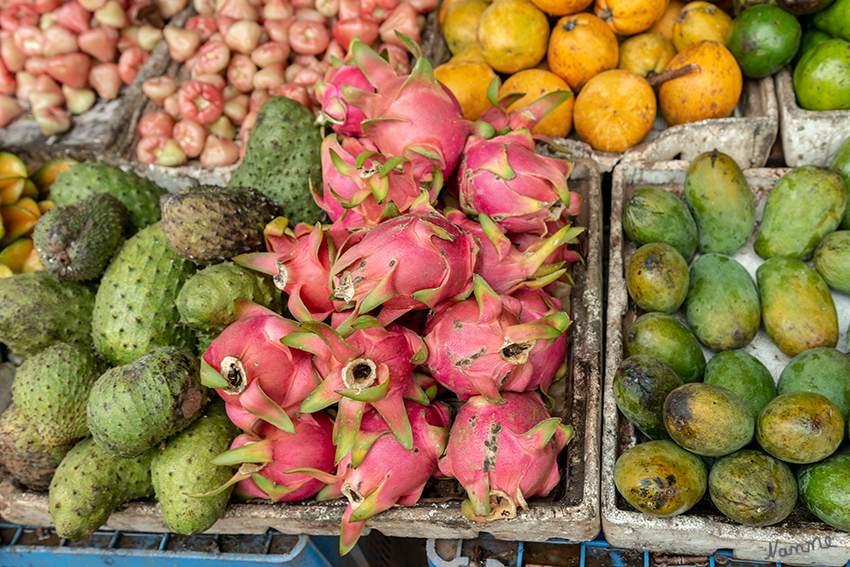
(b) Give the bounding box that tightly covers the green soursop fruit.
[33,192,129,281]
[0,272,96,360]
[86,346,208,457]
[49,161,167,231]
[0,404,74,491]
[92,221,197,366]
[160,186,282,265]
[228,97,324,224]
[49,436,155,540]
[176,261,281,352]
[11,343,107,447]
[151,400,239,535]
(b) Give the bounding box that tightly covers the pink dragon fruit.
[423,275,571,403]
[315,54,374,137]
[511,287,570,383]
[282,317,431,463]
[438,391,573,523]
[328,195,479,324]
[199,411,336,503]
[290,401,451,555]
[234,220,346,322]
[443,208,584,294]
[314,133,444,228]
[478,82,573,139]
[458,127,575,236]
[340,35,494,183]
[201,300,322,435]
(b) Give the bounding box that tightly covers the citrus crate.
[603,160,850,566]
[0,156,603,544]
[775,65,850,168]
[0,8,192,166]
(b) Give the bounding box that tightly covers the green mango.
[625,312,706,384]
[756,256,839,357]
[754,165,846,260]
[683,151,755,256]
[614,440,707,517]
[813,230,850,293]
[777,347,850,423]
[622,186,698,263]
[613,354,683,440]
[626,242,690,314]
[828,135,850,229]
[685,254,761,352]
[793,38,850,111]
[793,28,833,66]
[798,452,850,532]
[726,5,802,78]
[703,350,776,420]
[813,0,850,40]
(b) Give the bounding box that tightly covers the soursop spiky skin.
[11,343,107,447]
[0,404,75,491]
[176,261,281,338]
[92,221,197,366]
[0,272,96,360]
[33,192,129,281]
[151,400,239,535]
[49,161,167,231]
[160,186,283,265]
[48,436,155,540]
[86,346,208,458]
[228,97,325,224]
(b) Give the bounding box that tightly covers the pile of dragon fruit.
[199,37,583,555]
[134,0,430,166]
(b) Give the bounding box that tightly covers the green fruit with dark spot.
[48,437,155,540]
[814,230,850,293]
[684,151,755,256]
[794,28,833,65]
[614,354,684,440]
[797,452,850,532]
[0,404,74,491]
[757,256,839,357]
[732,0,776,17]
[828,135,850,229]
[793,38,850,111]
[755,165,846,261]
[708,449,797,527]
[726,5,802,78]
[703,350,776,420]
[813,0,850,40]
[625,312,706,384]
[663,382,755,457]
[777,347,850,423]
[0,271,96,360]
[622,186,698,263]
[86,346,208,458]
[685,254,761,352]
[626,242,689,313]
[151,400,239,535]
[614,440,707,517]
[756,391,845,464]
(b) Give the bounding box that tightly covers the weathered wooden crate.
[775,65,850,168]
[0,157,603,544]
[0,8,192,166]
[604,160,850,566]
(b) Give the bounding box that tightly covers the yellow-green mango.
[683,151,755,256]
[622,186,699,263]
[756,256,839,357]
[754,165,847,260]
[625,312,706,384]
[814,230,850,294]
[828,135,850,229]
[685,254,761,351]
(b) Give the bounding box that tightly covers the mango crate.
[0,7,192,166]
[603,159,850,566]
[775,65,850,168]
[0,156,603,544]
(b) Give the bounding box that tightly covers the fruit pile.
[132,0,436,166]
[0,36,584,556]
[0,0,189,135]
[613,148,850,532]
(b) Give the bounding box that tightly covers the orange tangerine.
[477,0,550,74]
[434,60,500,121]
[547,12,619,90]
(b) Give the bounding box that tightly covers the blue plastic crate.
[0,523,333,567]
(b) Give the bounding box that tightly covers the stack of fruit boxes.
[603,159,850,566]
